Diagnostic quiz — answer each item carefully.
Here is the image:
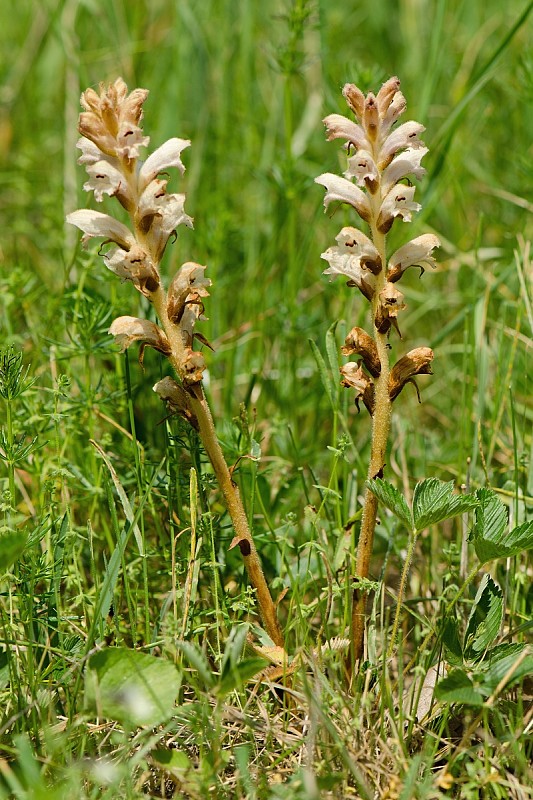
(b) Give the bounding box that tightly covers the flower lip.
[379,121,426,167]
[387,234,440,282]
[138,137,191,192]
[320,226,381,300]
[109,315,170,356]
[315,172,371,223]
[381,147,428,195]
[103,244,160,295]
[345,150,379,191]
[83,160,134,210]
[322,114,369,150]
[66,209,136,250]
[377,184,421,233]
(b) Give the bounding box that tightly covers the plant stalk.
[151,289,284,648]
[349,225,392,667]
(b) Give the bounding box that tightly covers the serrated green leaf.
[435,669,484,706]
[85,648,181,728]
[471,490,533,563]
[464,574,503,658]
[470,488,507,563]
[504,520,533,556]
[366,479,413,532]
[0,531,27,573]
[412,479,477,530]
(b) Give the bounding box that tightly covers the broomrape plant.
[67,78,283,649]
[315,77,440,667]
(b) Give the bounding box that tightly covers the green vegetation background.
[0,0,531,798]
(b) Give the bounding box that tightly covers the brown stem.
[150,288,284,647]
[348,224,392,670]
[188,385,284,647]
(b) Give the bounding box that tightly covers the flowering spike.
[68,77,285,649]
[316,76,439,665]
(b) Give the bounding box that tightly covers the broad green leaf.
[481,647,533,693]
[151,748,191,777]
[412,479,477,530]
[464,574,503,658]
[217,657,269,697]
[441,616,463,665]
[325,321,341,384]
[175,641,214,689]
[85,648,181,728]
[366,479,413,532]
[470,488,507,563]
[220,624,249,676]
[435,669,485,706]
[0,531,27,573]
[309,339,337,409]
[503,520,533,556]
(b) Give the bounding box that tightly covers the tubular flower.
[67,78,210,386]
[320,227,381,301]
[316,76,439,409]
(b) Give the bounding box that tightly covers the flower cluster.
[315,77,439,409]
[66,78,210,388]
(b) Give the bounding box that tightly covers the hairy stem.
[349,225,392,667]
[151,289,284,647]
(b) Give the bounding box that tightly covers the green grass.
[0,0,532,797]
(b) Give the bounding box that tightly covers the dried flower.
[153,376,199,430]
[341,327,381,377]
[389,347,434,402]
[340,362,375,414]
[109,316,171,366]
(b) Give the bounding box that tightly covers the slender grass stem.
[388,529,418,657]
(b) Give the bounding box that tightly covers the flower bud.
[362,94,379,142]
[78,78,149,161]
[376,76,401,115]
[342,83,365,120]
[374,283,406,336]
